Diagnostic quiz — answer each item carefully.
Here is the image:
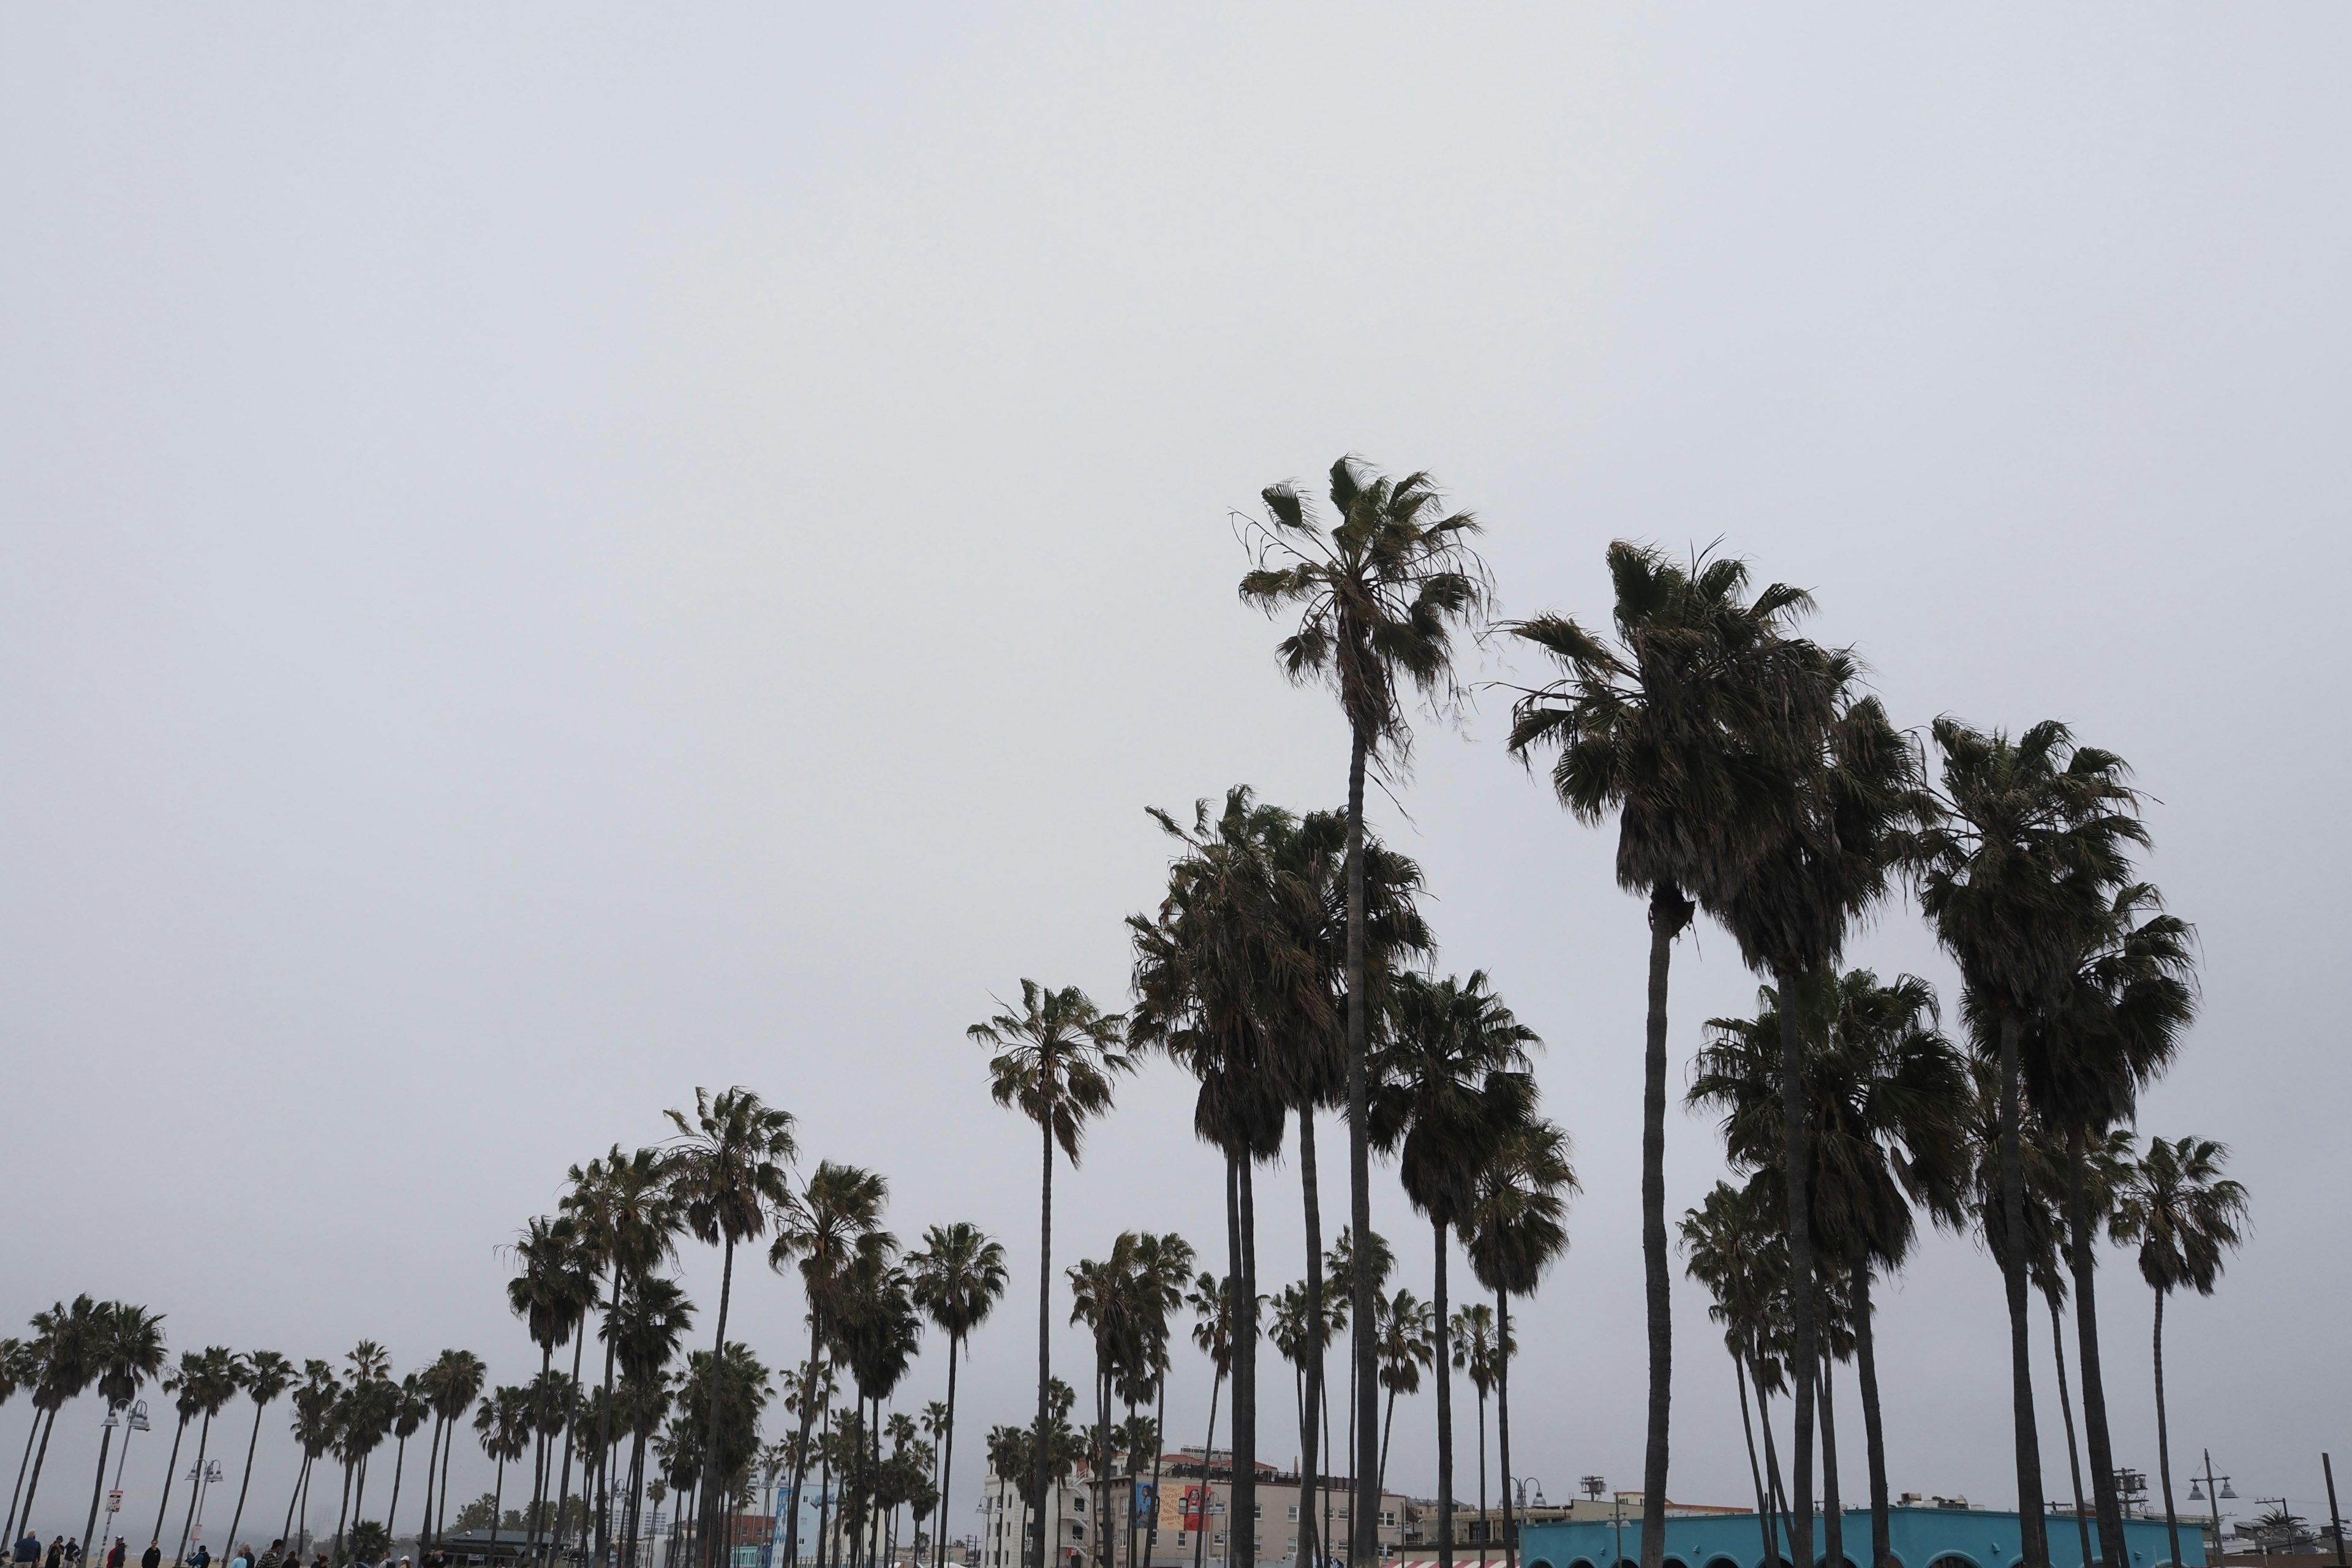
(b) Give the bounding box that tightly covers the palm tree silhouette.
[608,1280,691,1568]
[1371,1291,1431,1498]
[1370,971,1540,1568]
[1463,1121,1574,1568]
[1447,1305,1502,1561]
[176,1348,243,1566]
[217,1351,290,1561]
[663,1087,799,1568]
[1240,458,1488,1568]
[1183,1274,1233,1568]
[15,1295,102,1547]
[1508,546,1820,1568]
[477,1387,535,1564]
[568,1145,683,1568]
[418,1349,486,1555]
[79,1303,168,1555]
[970,980,1133,1568]
[1904,718,2147,1568]
[2115,1136,2248,1568]
[380,1376,429,1560]
[1,1338,38,1548]
[910,1223,1009,1568]
[1681,1182,1787,1568]
[279,1361,341,1553]
[773,1163,888,1568]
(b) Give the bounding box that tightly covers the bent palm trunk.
[2050,1297,2094,1568]
[1640,885,1692,1568]
[2154,1292,2182,1568]
[1778,960,1817,1568]
[1852,1267,1891,1568]
[2068,1131,2125,1568]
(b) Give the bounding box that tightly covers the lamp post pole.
[2323,1455,2345,1568]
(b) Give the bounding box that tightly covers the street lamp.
[2196,1452,2237,1559]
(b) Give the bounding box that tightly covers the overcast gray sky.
[5,4,2348,1551]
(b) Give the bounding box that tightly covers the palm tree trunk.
[491,1455,508,1564]
[2049,1295,2094,1568]
[224,1400,267,1558]
[180,1412,218,1564]
[1297,1110,1324,1568]
[152,1415,191,1553]
[417,1416,442,1554]
[706,1237,740,1568]
[1819,1353,1842,1568]
[1639,886,1692,1568]
[1736,1359,1771,1568]
[1474,1384,1488,1568]
[5,1408,43,1548]
[1234,1158,1259,1568]
[1493,1292,1513,1568]
[1194,1365,1222,1568]
[1775,959,1817,1568]
[1752,1366,1787,1566]
[81,1408,118,1553]
[786,1331,829,1568]
[597,1277,624,1568]
[1150,1376,1169,1568]
[385,1436,409,1559]
[1095,1362,1111,1568]
[1852,1267,1890,1568]
[1432,1221,1454,1568]
[556,1330,587,1568]
[282,1449,307,1550]
[533,1348,557,1562]
[1375,1389,1395,1501]
[439,1422,459,1550]
[1996,1015,2049,1567]
[1034,1118,1056,1568]
[19,1408,60,1550]
[333,1458,354,1568]
[2153,1292,2181,1568]
[940,1338,963,1568]
[2067,1131,2125,1568]
[1344,725,1376,1568]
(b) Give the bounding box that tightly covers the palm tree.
[1184,1276,1233,1568]
[1507,545,1822,1568]
[478,1388,536,1564]
[1689,969,1969,1568]
[569,1145,684,1568]
[772,1163,888,1568]
[2023,884,2197,1568]
[664,1086,799,1568]
[608,1284,690,1568]
[1462,1120,1575,1568]
[418,1350,486,1553]
[2114,1136,2248,1568]
[78,1303,168,1554]
[1902,718,2147,1568]
[1068,1251,1131,1568]
[218,1351,290,1559]
[1681,1182,1787,1568]
[1370,1291,1431,1496]
[177,1348,244,1564]
[1448,1306,1504,1561]
[381,1376,429,1558]
[280,1362,341,1552]
[1,1338,37,1549]
[509,1215,592,1557]
[1323,1226,1393,1537]
[971,980,1134,1568]
[1370,971,1540,1568]
[832,1251,913,1568]
[332,1350,395,1567]
[15,1294,102,1545]
[910,1224,1009,1568]
[1240,456,1489,1568]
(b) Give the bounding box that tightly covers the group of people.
[7,1538,388,1568]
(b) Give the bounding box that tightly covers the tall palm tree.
[1370,1291,1431,1497]
[1068,1250,1132,1568]
[1370,971,1540,1568]
[418,1350,486,1553]
[1689,969,1969,1568]
[832,1252,914,1568]
[1902,718,2146,1568]
[2023,884,2197,1568]
[1,1338,37,1549]
[509,1215,590,1557]
[2114,1136,2248,1568]
[1507,545,1822,1568]
[772,1163,889,1568]
[569,1145,684,1568]
[219,1351,290,1559]
[971,980,1134,1568]
[382,1376,429,1557]
[1462,1120,1575,1568]
[478,1388,536,1563]
[177,1348,244,1564]
[664,1086,799,1568]
[1240,456,1489,1568]
[78,1303,168,1553]
[1447,1306,1503,1559]
[280,1362,341,1552]
[15,1295,102,1545]
[1681,1182,1787,1568]
[910,1224,1009,1568]
[608,1282,692,1568]
[1184,1275,1234,1568]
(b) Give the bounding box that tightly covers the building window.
[1287,1507,1299,1522]
[1381,1513,1396,1528]
[1253,1506,1262,1521]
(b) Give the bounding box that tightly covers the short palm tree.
[1,1338,36,1548]
[381,1375,429,1558]
[15,1294,102,1545]
[477,1387,535,1560]
[418,1349,486,1551]
[664,1086,799,1568]
[567,1145,682,1568]
[279,1361,341,1550]
[176,1346,244,1564]
[1461,1120,1575,1568]
[970,979,1134,1568]
[219,1351,290,1559]
[1371,1290,1432,1496]
[909,1223,1008,1568]
[1241,457,1489,1565]
[1681,1181,1788,1568]
[78,1302,168,1553]
[772,1163,889,1568]
[1447,1305,1505,1555]
[1184,1273,1234,1568]
[2114,1136,2247,1568]
[1370,971,1540,1568]
[1902,717,2146,1567]
[1507,545,1822,1568]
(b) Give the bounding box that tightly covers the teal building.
[1520,1509,2204,1568]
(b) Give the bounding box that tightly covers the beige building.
[976,1449,1427,1568]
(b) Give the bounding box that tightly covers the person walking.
[12,1533,37,1567]
[43,1537,64,1568]
[140,1544,160,1568]
[186,1545,207,1568]
[107,1541,124,1568]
